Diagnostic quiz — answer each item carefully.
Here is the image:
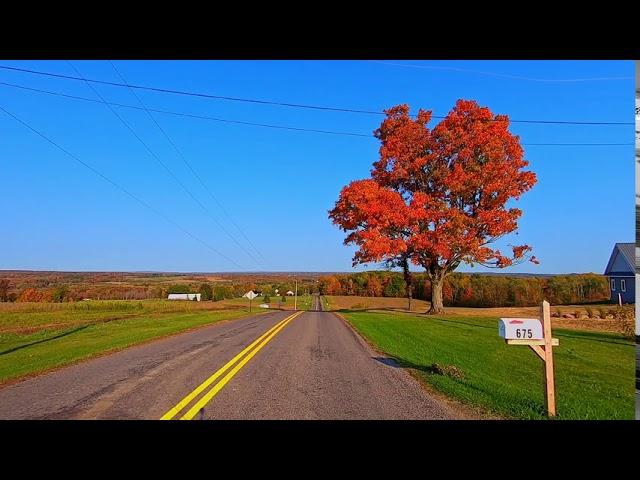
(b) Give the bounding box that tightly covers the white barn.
[168,293,201,301]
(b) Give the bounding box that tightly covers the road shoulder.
[331,311,489,420]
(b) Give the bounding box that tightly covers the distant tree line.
[318,271,610,307]
[4,272,607,307]
[0,278,318,303]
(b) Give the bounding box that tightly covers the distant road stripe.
[180,311,303,420]
[160,313,296,420]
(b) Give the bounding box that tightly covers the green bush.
[52,285,70,303]
[199,283,213,301]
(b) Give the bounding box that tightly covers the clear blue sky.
[0,60,634,274]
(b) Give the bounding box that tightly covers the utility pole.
[294,277,298,311]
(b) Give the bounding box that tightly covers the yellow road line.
[180,310,303,420]
[160,312,299,420]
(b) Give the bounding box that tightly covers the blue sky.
[0,60,634,274]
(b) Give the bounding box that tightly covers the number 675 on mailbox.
[498,318,543,340]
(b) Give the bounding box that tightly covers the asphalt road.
[0,302,454,420]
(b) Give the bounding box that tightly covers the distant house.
[168,293,201,301]
[604,243,635,304]
[286,290,295,296]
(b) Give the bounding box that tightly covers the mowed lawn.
[343,311,635,420]
[0,300,266,384]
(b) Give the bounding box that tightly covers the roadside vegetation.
[343,310,635,420]
[0,300,268,384]
[325,295,634,335]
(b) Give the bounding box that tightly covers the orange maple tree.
[329,100,538,314]
[17,288,45,302]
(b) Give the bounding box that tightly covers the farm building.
[603,243,635,304]
[286,290,295,296]
[167,293,201,301]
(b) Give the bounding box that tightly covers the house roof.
[604,243,636,275]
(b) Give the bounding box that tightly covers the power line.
[109,60,266,262]
[0,64,381,115]
[0,81,368,137]
[0,80,632,146]
[0,103,243,269]
[368,60,635,83]
[66,61,263,269]
[0,64,633,126]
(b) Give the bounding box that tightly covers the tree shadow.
[0,325,90,356]
[373,354,455,376]
[338,307,420,315]
[372,356,402,368]
[340,308,496,329]
[373,353,547,417]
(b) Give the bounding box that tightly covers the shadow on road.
[372,356,402,368]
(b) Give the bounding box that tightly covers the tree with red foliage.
[17,288,44,302]
[329,100,537,314]
[366,275,383,297]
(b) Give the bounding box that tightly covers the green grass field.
[0,299,244,332]
[0,300,266,384]
[343,311,635,420]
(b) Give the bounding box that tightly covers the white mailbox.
[499,318,543,340]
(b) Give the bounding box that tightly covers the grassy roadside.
[324,295,631,334]
[342,310,635,420]
[0,306,267,385]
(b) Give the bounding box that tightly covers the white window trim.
[621,279,626,292]
[611,278,616,291]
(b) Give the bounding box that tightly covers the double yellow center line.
[161,310,303,420]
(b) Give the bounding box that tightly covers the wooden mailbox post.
[499,300,559,417]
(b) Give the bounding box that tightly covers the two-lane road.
[0,303,454,420]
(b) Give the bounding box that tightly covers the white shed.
[286,291,295,296]
[168,293,201,301]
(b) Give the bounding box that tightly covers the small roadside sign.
[243,291,259,312]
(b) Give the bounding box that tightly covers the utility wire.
[0,104,243,269]
[66,61,263,268]
[108,61,266,261]
[0,81,369,137]
[368,60,635,83]
[0,64,633,126]
[0,81,632,146]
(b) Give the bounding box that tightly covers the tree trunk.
[427,275,445,314]
[402,257,414,311]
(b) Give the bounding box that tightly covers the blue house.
[603,242,636,304]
